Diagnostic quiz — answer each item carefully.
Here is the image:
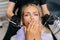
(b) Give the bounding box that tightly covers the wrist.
[42,14,50,25]
[35,35,42,40]
[11,15,17,19]
[34,33,42,40]
[11,15,19,23]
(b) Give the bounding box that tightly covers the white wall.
[0,1,8,17]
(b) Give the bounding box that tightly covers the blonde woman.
[3,0,50,40]
[15,3,53,40]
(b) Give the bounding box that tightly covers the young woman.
[15,4,53,40]
[3,0,50,40]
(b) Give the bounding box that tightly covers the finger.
[29,20,35,30]
[27,20,34,30]
[32,24,37,34]
[35,23,38,30]
[34,22,41,33]
[28,20,36,33]
[38,23,42,32]
[31,20,35,29]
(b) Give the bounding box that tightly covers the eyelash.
[34,14,38,16]
[24,14,28,16]
[24,14,39,16]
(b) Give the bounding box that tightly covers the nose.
[30,16,34,20]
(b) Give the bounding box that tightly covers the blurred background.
[0,0,60,40]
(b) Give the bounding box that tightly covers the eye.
[24,14,29,16]
[34,14,39,16]
[24,13,29,16]
[24,12,30,16]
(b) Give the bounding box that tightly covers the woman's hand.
[34,22,42,40]
[26,20,35,40]
[26,20,42,40]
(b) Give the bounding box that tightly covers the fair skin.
[22,4,42,40]
[6,2,15,19]
[41,4,50,15]
[6,1,50,19]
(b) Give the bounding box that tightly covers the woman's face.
[23,5,40,26]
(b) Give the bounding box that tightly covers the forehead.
[23,5,39,13]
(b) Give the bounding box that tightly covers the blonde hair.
[20,4,51,34]
[20,4,42,25]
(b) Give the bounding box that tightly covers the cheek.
[23,17,30,25]
[34,17,40,23]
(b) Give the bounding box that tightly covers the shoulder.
[15,27,25,40]
[41,32,53,40]
[41,26,53,40]
[17,27,24,34]
[42,26,51,34]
